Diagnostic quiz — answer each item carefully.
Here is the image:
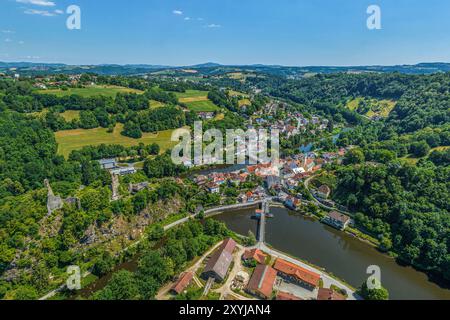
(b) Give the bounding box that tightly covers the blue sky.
[1,0,449,66]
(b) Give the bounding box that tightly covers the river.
[214,206,450,300]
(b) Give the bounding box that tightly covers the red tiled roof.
[243,249,267,264]
[276,291,303,300]
[171,272,193,294]
[317,288,346,301]
[273,259,321,288]
[247,264,277,299]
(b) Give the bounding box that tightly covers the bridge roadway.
[257,200,269,243]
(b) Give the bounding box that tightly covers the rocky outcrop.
[111,174,120,201]
[44,179,63,216]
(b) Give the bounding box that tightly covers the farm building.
[202,238,236,282]
[273,258,321,290]
[246,264,277,299]
[171,272,194,295]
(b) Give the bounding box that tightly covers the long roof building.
[202,238,237,281]
[273,258,321,288]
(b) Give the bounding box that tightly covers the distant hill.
[189,62,222,68]
[1,61,449,76]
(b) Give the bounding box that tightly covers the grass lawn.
[175,90,209,100]
[55,123,180,158]
[184,100,220,112]
[37,85,144,98]
[60,110,80,121]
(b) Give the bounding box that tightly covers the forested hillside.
[271,73,450,281]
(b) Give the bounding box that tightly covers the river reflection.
[214,206,450,300]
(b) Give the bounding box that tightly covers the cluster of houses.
[237,186,266,203]
[168,238,347,301]
[31,74,97,90]
[194,171,250,194]
[250,107,331,139]
[243,248,346,301]
[190,148,348,207]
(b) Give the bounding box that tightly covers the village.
[158,235,355,301]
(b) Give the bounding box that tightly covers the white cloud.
[197,18,204,21]
[4,38,12,42]
[23,8,62,16]
[184,17,191,21]
[206,24,221,28]
[173,10,183,15]
[18,40,25,45]
[16,0,55,7]
[2,30,15,34]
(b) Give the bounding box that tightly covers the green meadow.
[55,123,179,158]
[37,85,144,98]
[184,100,220,112]
[174,90,220,112]
[175,90,209,100]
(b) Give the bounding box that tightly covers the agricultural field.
[175,90,209,101]
[55,123,180,158]
[184,100,220,112]
[175,90,220,112]
[36,85,144,98]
